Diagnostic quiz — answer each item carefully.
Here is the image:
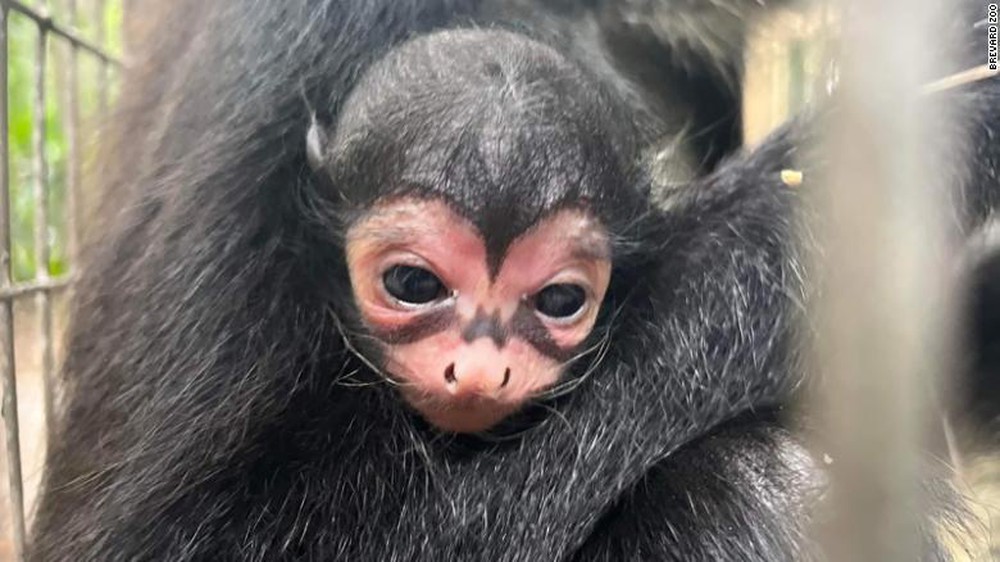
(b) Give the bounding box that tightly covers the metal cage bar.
[7,0,115,66]
[30,0,54,444]
[63,0,79,266]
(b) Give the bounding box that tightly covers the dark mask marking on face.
[370,307,456,345]
[460,307,508,347]
[510,304,574,362]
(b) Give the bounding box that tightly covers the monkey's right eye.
[534,283,587,320]
[382,265,448,305]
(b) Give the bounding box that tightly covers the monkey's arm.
[574,418,972,562]
[572,420,826,562]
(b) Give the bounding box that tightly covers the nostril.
[444,363,456,384]
[501,367,511,388]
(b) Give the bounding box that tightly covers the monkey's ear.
[306,114,331,172]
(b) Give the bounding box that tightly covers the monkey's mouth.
[403,389,520,433]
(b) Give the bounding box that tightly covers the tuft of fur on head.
[318,28,651,267]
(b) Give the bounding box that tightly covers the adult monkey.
[29,1,1000,561]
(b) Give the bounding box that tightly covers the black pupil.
[535,284,586,319]
[383,265,446,305]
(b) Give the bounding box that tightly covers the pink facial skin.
[346,197,612,433]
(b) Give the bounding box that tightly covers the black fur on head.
[308,29,650,271]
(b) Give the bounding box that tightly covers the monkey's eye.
[382,265,448,305]
[534,283,587,320]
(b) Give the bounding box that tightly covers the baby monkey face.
[346,197,611,433]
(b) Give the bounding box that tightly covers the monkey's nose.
[443,363,511,395]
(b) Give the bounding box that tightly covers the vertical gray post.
[809,0,958,560]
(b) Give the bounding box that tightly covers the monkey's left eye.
[382,265,448,305]
[534,283,587,320]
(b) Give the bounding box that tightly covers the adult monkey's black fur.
[29,1,1000,561]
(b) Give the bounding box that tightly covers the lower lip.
[410,397,516,433]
